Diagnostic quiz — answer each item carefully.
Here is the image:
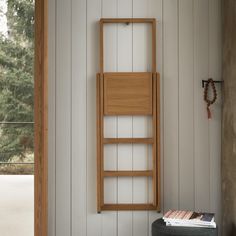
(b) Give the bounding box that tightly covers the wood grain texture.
[131,3,151,232]
[102,204,157,211]
[222,1,236,235]
[152,74,157,206]
[103,138,154,144]
[98,17,160,212]
[100,20,104,74]
[103,171,153,177]
[100,75,105,207]
[148,1,164,233]
[97,12,159,214]
[98,74,159,210]
[101,1,118,235]
[96,74,101,212]
[116,2,133,235]
[156,73,161,211]
[101,18,156,24]
[152,20,157,73]
[34,0,48,235]
[104,73,153,115]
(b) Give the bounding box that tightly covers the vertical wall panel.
[163,0,179,212]
[117,1,133,236]
[117,123,133,236]
[133,1,149,236]
[86,0,102,236]
[48,0,56,234]
[102,0,118,235]
[56,0,72,235]
[48,0,222,235]
[117,0,132,17]
[133,0,150,72]
[103,0,117,73]
[194,0,210,212]
[147,2,164,235]
[71,0,87,235]
[178,0,195,210]
[209,0,222,228]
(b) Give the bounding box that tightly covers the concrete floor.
[0,175,34,236]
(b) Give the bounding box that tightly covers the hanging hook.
[202,79,223,88]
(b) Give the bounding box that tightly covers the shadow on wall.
[229,223,236,236]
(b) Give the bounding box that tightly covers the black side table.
[152,218,218,236]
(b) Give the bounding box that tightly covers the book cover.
[163,210,216,228]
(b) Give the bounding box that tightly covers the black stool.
[152,218,218,236]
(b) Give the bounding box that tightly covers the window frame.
[34,0,48,235]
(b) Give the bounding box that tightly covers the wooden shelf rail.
[103,138,154,144]
[101,204,157,211]
[97,18,160,212]
[103,170,153,177]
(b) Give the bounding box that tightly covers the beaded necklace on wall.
[204,78,217,119]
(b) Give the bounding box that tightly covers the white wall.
[48,0,222,236]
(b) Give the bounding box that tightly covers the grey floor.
[0,175,34,236]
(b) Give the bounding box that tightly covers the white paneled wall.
[48,0,222,236]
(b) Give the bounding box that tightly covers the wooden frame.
[103,72,153,115]
[34,0,48,235]
[97,18,160,212]
[99,18,156,73]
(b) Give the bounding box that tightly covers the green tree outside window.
[0,0,34,174]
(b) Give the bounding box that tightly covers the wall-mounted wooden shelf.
[97,18,160,212]
[103,138,154,144]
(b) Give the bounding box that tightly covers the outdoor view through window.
[0,0,34,235]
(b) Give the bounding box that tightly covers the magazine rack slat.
[97,18,160,212]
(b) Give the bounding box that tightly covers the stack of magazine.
[163,210,216,228]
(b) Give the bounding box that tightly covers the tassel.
[207,106,211,119]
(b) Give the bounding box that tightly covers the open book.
[163,210,216,228]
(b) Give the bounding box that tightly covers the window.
[0,0,34,175]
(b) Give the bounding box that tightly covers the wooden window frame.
[34,0,48,235]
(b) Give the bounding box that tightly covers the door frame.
[34,0,48,235]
